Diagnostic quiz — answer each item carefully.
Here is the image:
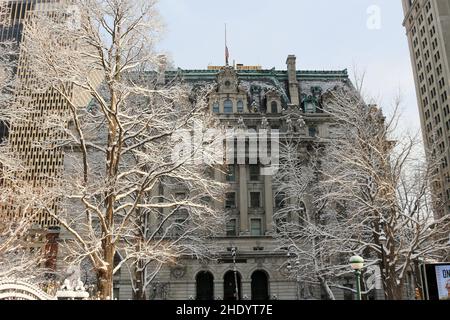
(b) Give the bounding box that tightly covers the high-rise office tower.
[0,0,69,227]
[402,0,450,218]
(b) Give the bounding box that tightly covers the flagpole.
[225,23,228,66]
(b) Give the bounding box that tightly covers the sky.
[157,0,420,134]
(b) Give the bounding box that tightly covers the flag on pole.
[225,23,229,66]
[225,45,229,66]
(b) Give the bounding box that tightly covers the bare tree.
[274,136,378,300]
[2,0,227,299]
[275,85,450,300]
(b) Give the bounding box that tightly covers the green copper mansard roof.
[164,67,350,108]
[165,68,349,81]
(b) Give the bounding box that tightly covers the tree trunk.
[98,267,114,299]
[98,241,115,299]
[132,261,147,300]
[319,277,335,300]
[383,268,404,300]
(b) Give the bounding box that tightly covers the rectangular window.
[213,102,219,113]
[249,165,260,181]
[275,192,286,208]
[113,288,120,300]
[250,192,261,208]
[200,196,212,205]
[237,101,244,113]
[225,192,236,209]
[175,192,187,201]
[309,127,317,137]
[173,214,188,237]
[250,219,262,236]
[271,101,278,113]
[226,218,237,236]
[226,165,236,182]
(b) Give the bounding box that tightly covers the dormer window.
[271,101,278,113]
[213,101,220,113]
[237,100,244,113]
[224,99,233,113]
[305,102,316,113]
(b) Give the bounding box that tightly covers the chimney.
[286,55,300,106]
[157,54,167,85]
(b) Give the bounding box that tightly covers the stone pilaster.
[239,165,249,234]
[264,173,274,233]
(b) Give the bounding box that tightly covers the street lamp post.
[231,247,239,300]
[349,255,364,301]
[379,231,387,299]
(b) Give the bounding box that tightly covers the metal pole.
[355,270,362,301]
[231,247,239,300]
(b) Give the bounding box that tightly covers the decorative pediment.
[303,95,319,113]
[217,66,240,93]
[264,88,281,99]
[301,87,324,113]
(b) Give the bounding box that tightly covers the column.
[214,280,222,300]
[264,172,274,234]
[214,167,223,210]
[239,165,249,234]
[147,181,159,233]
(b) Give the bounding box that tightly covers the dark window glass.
[250,219,262,236]
[271,101,278,113]
[250,192,260,208]
[237,100,244,113]
[224,100,233,113]
[225,193,236,209]
[309,127,317,137]
[226,219,237,236]
[249,165,260,181]
[226,165,236,182]
[213,102,219,113]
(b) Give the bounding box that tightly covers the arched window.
[251,271,269,300]
[196,271,214,300]
[224,99,233,113]
[213,101,219,113]
[224,270,242,300]
[271,101,278,113]
[237,100,244,113]
[305,100,316,113]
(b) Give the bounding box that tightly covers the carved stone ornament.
[237,117,247,130]
[255,258,265,267]
[260,117,269,130]
[171,266,187,279]
[251,101,259,113]
[217,66,239,92]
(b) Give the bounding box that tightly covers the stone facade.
[111,57,386,300]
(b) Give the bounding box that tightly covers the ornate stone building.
[112,57,386,300]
